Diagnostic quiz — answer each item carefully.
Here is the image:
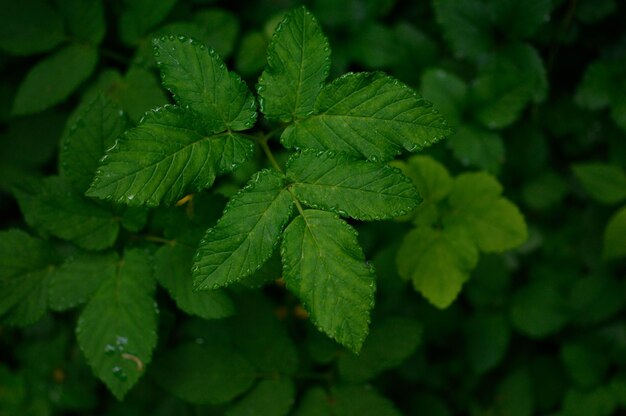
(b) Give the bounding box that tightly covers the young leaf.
[156,243,234,320]
[603,207,626,260]
[397,226,478,309]
[338,317,422,382]
[152,342,255,405]
[87,106,254,206]
[15,177,119,251]
[225,379,295,416]
[193,169,294,289]
[281,72,452,161]
[153,36,257,132]
[49,251,119,311]
[60,94,129,192]
[0,0,65,56]
[287,150,419,220]
[258,6,330,122]
[12,44,99,115]
[572,163,626,205]
[444,172,528,252]
[76,249,157,400]
[0,230,56,326]
[393,155,452,204]
[281,209,375,352]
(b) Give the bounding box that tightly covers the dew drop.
[112,366,128,381]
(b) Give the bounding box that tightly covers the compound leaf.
[193,169,294,289]
[49,251,119,311]
[152,342,255,405]
[281,209,375,352]
[87,105,254,206]
[444,172,528,252]
[15,176,119,251]
[153,36,257,132]
[397,225,478,309]
[258,6,330,122]
[13,44,99,116]
[287,150,419,220]
[573,163,626,205]
[76,248,157,400]
[281,72,452,161]
[60,94,129,192]
[0,230,56,326]
[604,207,626,260]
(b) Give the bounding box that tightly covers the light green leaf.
[444,172,528,252]
[448,124,504,174]
[0,0,65,56]
[118,0,177,45]
[58,0,105,44]
[0,230,56,326]
[13,44,99,116]
[153,36,257,132]
[60,94,129,192]
[194,169,294,289]
[282,209,375,352]
[49,251,119,311]
[152,342,255,405]
[155,243,234,320]
[397,225,478,308]
[573,163,626,205]
[87,105,254,206]
[15,176,119,251]
[76,249,157,400]
[287,150,419,220]
[338,317,422,382]
[604,206,626,260]
[281,72,452,161]
[226,379,295,416]
[258,6,330,122]
[393,155,452,203]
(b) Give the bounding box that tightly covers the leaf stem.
[143,235,176,245]
[260,138,284,173]
[288,187,306,217]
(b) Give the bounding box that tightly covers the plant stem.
[260,138,284,173]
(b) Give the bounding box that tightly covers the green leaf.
[152,342,255,405]
[87,106,254,206]
[465,312,510,374]
[420,68,467,127]
[393,155,452,204]
[338,317,422,382]
[14,176,119,251]
[153,36,257,132]
[0,230,56,326]
[225,379,295,416]
[287,150,420,220]
[12,44,99,116]
[604,206,626,260]
[0,0,65,56]
[448,124,504,174]
[397,225,478,308]
[573,163,626,205]
[281,72,452,161]
[561,341,609,388]
[60,94,129,192]
[155,243,234,320]
[236,32,269,77]
[296,386,402,416]
[193,169,294,289]
[49,251,119,311]
[258,6,330,122]
[444,172,528,252]
[511,280,569,338]
[118,0,177,45]
[58,0,105,45]
[76,249,157,400]
[281,209,375,352]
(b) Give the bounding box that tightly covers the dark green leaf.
[258,6,331,122]
[58,0,105,44]
[225,379,295,416]
[287,150,419,220]
[573,163,626,205]
[281,72,452,161]
[193,169,294,289]
[282,209,375,352]
[604,207,626,260]
[76,249,157,400]
[119,0,177,45]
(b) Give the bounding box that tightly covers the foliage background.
[1,0,626,415]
